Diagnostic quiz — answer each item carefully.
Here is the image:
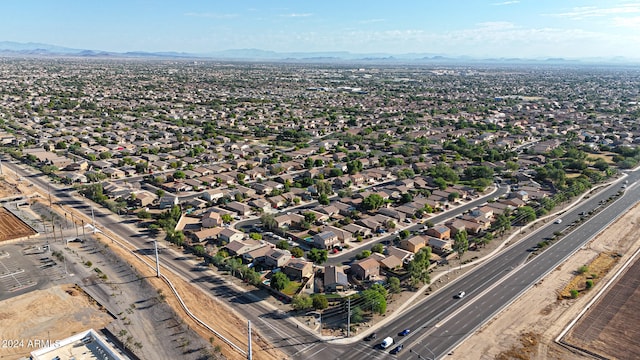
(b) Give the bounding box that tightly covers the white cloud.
[491,1,520,6]
[475,21,517,30]
[613,15,640,28]
[279,13,312,18]
[184,12,237,19]
[359,19,385,24]
[545,4,640,20]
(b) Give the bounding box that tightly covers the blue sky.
[3,0,640,58]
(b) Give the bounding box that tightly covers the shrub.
[586,280,594,289]
[577,265,589,274]
[570,289,579,298]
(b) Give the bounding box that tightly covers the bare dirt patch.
[450,202,640,360]
[562,249,640,359]
[0,284,113,359]
[93,231,285,360]
[0,207,37,242]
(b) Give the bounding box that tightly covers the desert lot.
[451,202,640,360]
[0,285,113,359]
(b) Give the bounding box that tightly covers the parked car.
[390,344,404,355]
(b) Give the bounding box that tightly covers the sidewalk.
[324,175,627,344]
[329,184,502,259]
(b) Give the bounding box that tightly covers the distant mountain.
[0,40,638,65]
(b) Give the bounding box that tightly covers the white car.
[455,291,466,299]
[554,219,562,224]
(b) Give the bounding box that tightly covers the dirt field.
[450,202,640,360]
[0,284,113,359]
[92,231,286,360]
[0,208,37,242]
[0,168,283,360]
[562,249,640,359]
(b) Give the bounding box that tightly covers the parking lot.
[0,247,37,295]
[0,242,70,301]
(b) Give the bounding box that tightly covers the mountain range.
[0,41,637,65]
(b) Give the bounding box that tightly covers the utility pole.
[91,207,96,233]
[154,240,161,278]
[347,297,351,338]
[72,213,79,238]
[247,320,252,360]
[81,219,86,242]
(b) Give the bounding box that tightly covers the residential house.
[313,231,339,249]
[225,201,251,216]
[225,239,263,256]
[342,223,371,237]
[159,195,179,209]
[322,225,353,243]
[218,228,245,243]
[323,265,349,292]
[202,189,225,203]
[386,246,414,264]
[249,198,271,212]
[283,258,313,280]
[427,237,453,255]
[202,211,222,228]
[399,235,427,253]
[243,245,273,264]
[133,191,156,208]
[425,225,451,240]
[351,257,381,281]
[191,227,223,244]
[379,255,403,270]
[264,249,292,268]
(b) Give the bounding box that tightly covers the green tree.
[453,230,469,260]
[318,193,330,205]
[515,206,537,224]
[303,212,317,224]
[407,247,431,288]
[307,248,328,264]
[350,306,364,323]
[388,277,401,294]
[260,213,278,230]
[270,272,290,291]
[193,245,206,257]
[173,170,186,179]
[276,240,290,250]
[291,247,305,258]
[221,214,233,224]
[362,194,385,211]
[312,294,329,310]
[356,250,372,260]
[292,293,313,311]
[371,243,384,254]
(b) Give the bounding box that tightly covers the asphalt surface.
[8,158,640,360]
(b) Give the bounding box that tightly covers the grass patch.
[281,281,302,296]
[559,252,619,299]
[587,152,616,164]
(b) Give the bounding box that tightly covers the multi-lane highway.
[8,157,640,360]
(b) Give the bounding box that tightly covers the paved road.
[9,158,639,360]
